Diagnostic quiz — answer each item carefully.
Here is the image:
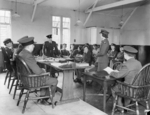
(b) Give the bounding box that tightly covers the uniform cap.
[46,34,52,39]
[99,29,109,35]
[3,38,12,45]
[123,46,138,54]
[17,36,35,46]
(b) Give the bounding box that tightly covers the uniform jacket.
[96,38,109,63]
[19,49,44,75]
[43,41,58,57]
[60,49,70,57]
[110,58,142,84]
[107,50,118,60]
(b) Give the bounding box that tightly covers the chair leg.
[13,80,19,99]
[135,101,140,115]
[22,90,30,114]
[17,89,24,106]
[7,72,12,89]
[146,100,150,110]
[4,71,9,85]
[9,78,15,94]
[111,95,118,115]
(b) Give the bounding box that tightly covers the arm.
[110,64,129,78]
[96,41,109,57]
[42,42,46,56]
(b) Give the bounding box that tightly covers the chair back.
[132,63,150,86]
[131,63,150,99]
[15,56,47,88]
[113,62,122,70]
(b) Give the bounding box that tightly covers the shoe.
[74,78,83,84]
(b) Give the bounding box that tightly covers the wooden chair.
[15,56,55,113]
[1,47,15,88]
[111,63,150,115]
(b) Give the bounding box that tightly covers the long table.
[36,57,90,104]
[83,72,120,112]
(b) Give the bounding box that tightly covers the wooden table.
[36,57,90,104]
[83,71,120,112]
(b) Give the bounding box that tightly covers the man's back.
[19,49,44,75]
[111,58,142,84]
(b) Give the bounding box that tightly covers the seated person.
[3,38,14,60]
[110,46,142,110]
[77,45,83,55]
[60,43,70,57]
[54,43,60,57]
[107,43,118,61]
[110,46,124,68]
[74,45,92,83]
[92,44,99,63]
[70,44,78,58]
[18,36,58,103]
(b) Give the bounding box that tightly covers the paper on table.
[103,67,114,74]
[76,63,89,67]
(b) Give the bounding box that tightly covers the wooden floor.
[0,72,147,115]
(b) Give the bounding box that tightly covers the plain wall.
[120,2,150,45]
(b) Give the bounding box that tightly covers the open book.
[103,67,119,74]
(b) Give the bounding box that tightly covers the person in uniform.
[110,46,142,111]
[18,36,58,103]
[85,29,109,73]
[60,43,70,57]
[110,46,124,68]
[107,43,118,61]
[3,38,14,60]
[43,34,58,57]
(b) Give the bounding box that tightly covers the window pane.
[5,17,10,23]
[0,11,5,17]
[5,11,10,17]
[0,17,5,23]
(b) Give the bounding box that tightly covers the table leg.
[60,70,79,102]
[103,80,107,112]
[83,75,86,101]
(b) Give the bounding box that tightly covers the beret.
[124,46,138,54]
[3,38,12,45]
[46,34,52,39]
[99,29,109,35]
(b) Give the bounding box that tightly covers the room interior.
[0,0,150,115]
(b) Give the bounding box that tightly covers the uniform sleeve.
[25,55,44,75]
[110,64,129,78]
[42,42,46,55]
[97,41,109,57]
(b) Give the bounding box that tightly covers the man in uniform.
[43,34,59,57]
[18,36,58,103]
[110,46,142,111]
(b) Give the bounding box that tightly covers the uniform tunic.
[43,41,58,57]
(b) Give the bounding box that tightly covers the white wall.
[0,0,120,45]
[120,2,150,45]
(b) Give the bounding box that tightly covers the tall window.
[62,17,70,50]
[0,10,11,47]
[52,16,70,50]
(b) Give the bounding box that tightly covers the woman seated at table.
[70,44,78,58]
[60,43,70,57]
[92,44,99,63]
[107,43,118,64]
[74,45,92,83]
[110,46,124,68]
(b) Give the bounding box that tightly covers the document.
[103,67,116,74]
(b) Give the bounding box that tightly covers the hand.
[105,75,110,79]
[85,68,90,73]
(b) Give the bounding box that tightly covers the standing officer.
[96,29,110,71]
[43,34,58,57]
